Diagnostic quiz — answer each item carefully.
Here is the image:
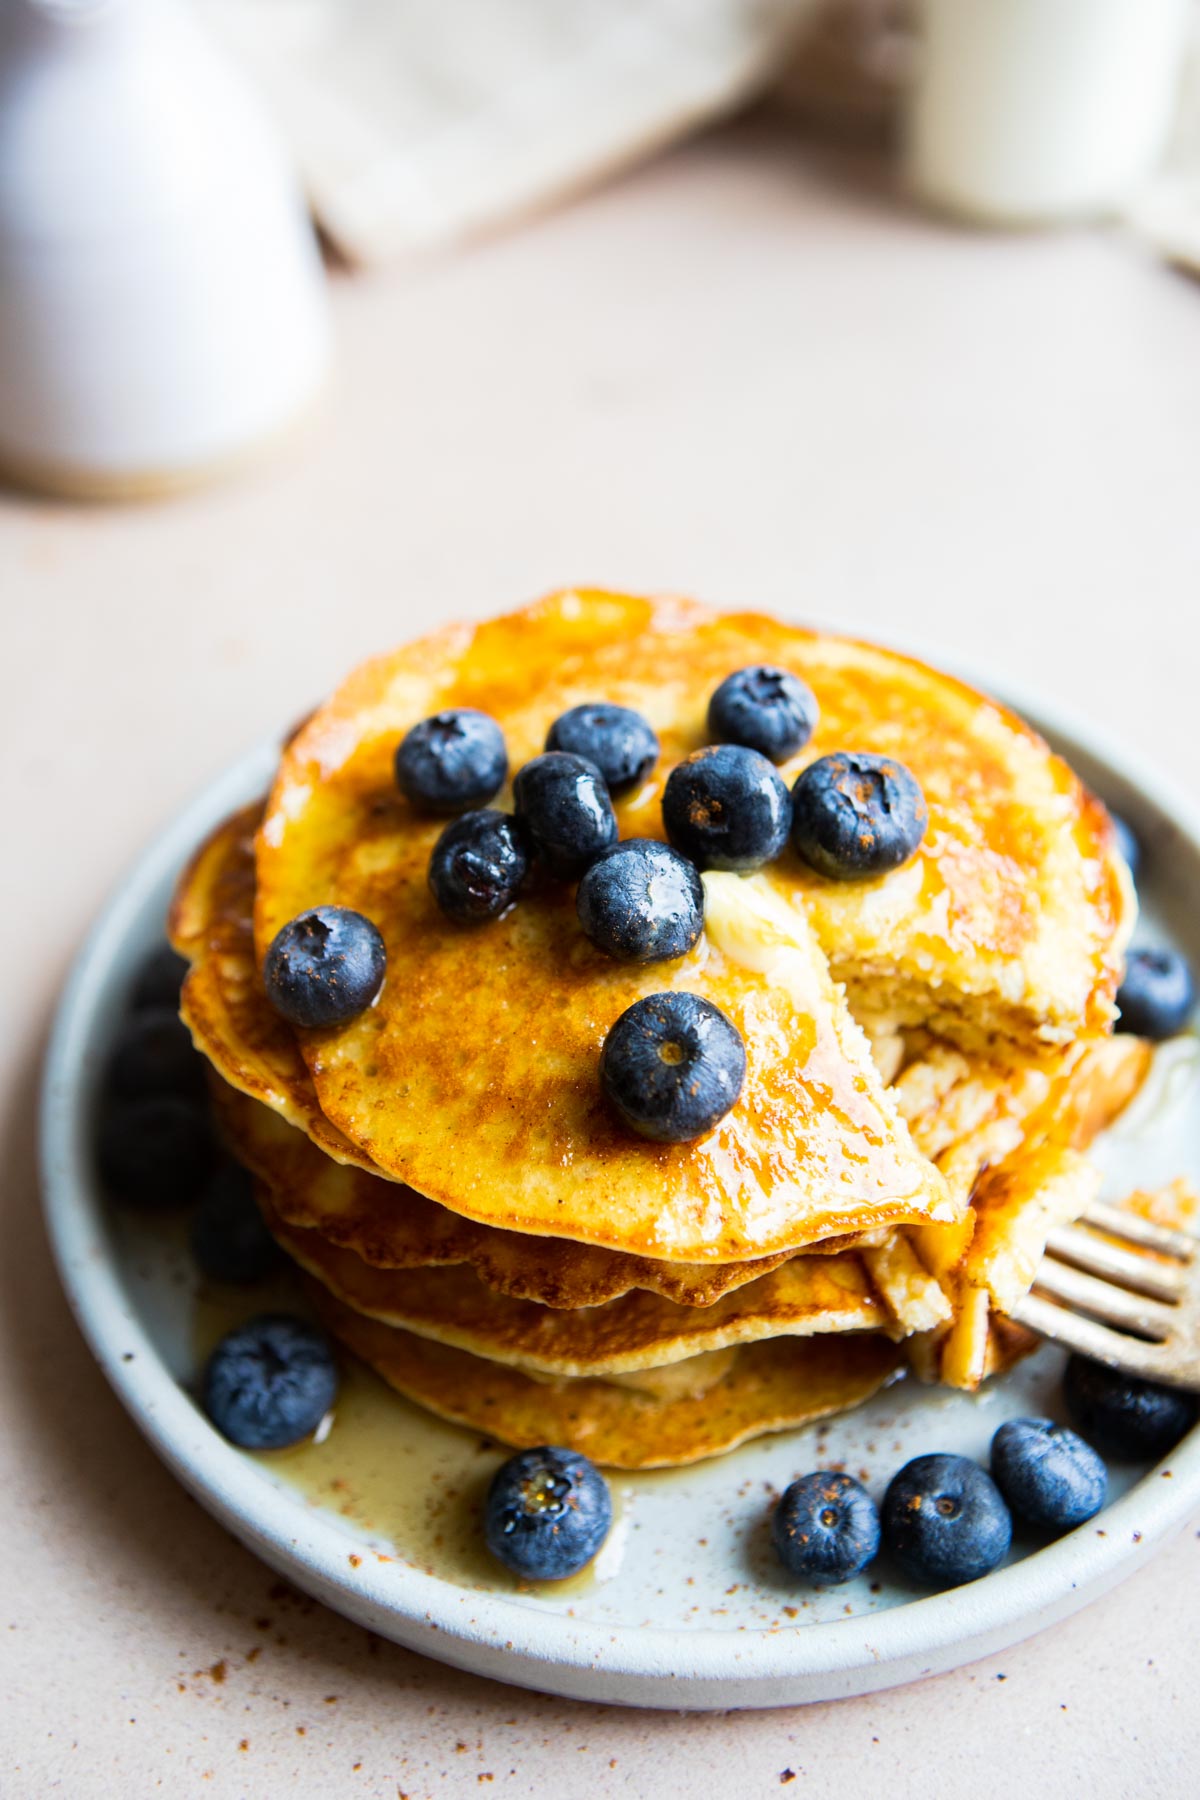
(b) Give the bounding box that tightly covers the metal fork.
[1010,1199,1200,1389]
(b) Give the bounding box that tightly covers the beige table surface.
[4,119,1200,1800]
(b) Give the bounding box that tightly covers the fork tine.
[1080,1199,1197,1261]
[1010,1293,1172,1377]
[1030,1256,1177,1340]
[1045,1223,1191,1304]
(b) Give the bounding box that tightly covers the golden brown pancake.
[311,1290,905,1468]
[181,806,1142,1318]
[213,1080,799,1306]
[262,1194,897,1374]
[179,807,928,1264]
[253,592,1130,1255]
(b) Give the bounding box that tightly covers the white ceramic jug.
[0,0,332,497]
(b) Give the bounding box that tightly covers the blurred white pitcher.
[905,0,1192,226]
[0,0,331,497]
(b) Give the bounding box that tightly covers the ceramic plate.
[39,672,1200,1709]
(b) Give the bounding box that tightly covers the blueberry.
[576,840,704,963]
[428,809,530,924]
[1063,1354,1197,1461]
[106,1006,205,1101]
[1110,811,1141,883]
[1115,946,1194,1041]
[882,1453,1011,1588]
[394,709,508,815]
[772,1471,880,1584]
[484,1445,612,1580]
[513,752,618,878]
[600,990,746,1143]
[791,752,927,881]
[96,1095,217,1209]
[990,1418,1107,1531]
[707,665,818,764]
[130,943,188,1011]
[661,745,790,872]
[203,1314,338,1450]
[191,1164,283,1286]
[545,702,659,796]
[263,906,386,1029]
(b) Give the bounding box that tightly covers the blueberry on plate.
[1063,1354,1198,1461]
[191,1163,283,1286]
[772,1471,880,1584]
[263,906,386,1029]
[791,752,927,881]
[990,1417,1107,1531]
[882,1453,1011,1588]
[1110,811,1141,883]
[512,752,618,878]
[394,709,508,814]
[545,702,659,796]
[96,1095,217,1209]
[576,839,704,963]
[484,1445,612,1581]
[707,664,818,764]
[130,943,189,1011]
[1115,946,1195,1041]
[203,1315,338,1450]
[106,1006,205,1101]
[661,745,790,872]
[428,808,530,923]
[600,990,746,1143]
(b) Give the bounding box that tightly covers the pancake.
[180,806,939,1263]
[263,1194,899,1374]
[896,1032,1151,1209]
[310,1290,905,1468]
[213,1080,798,1307]
[253,591,1130,1256]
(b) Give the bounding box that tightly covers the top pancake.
[253,591,1128,1260]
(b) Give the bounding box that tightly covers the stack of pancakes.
[171,591,1148,1468]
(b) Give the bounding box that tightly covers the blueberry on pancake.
[708,664,818,763]
[395,708,507,814]
[545,701,658,796]
[990,1418,1106,1531]
[600,990,746,1143]
[772,1471,880,1584]
[484,1446,612,1579]
[661,744,790,872]
[263,906,386,1030]
[882,1453,1011,1587]
[513,751,618,878]
[576,840,703,962]
[203,1315,338,1450]
[1063,1354,1198,1460]
[1115,946,1194,1040]
[790,751,927,881]
[428,808,531,924]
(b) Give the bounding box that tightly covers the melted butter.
[190,1280,624,1598]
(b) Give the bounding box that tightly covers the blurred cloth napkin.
[203,0,1200,271]
[202,0,830,263]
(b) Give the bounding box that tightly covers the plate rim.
[38,656,1200,1709]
